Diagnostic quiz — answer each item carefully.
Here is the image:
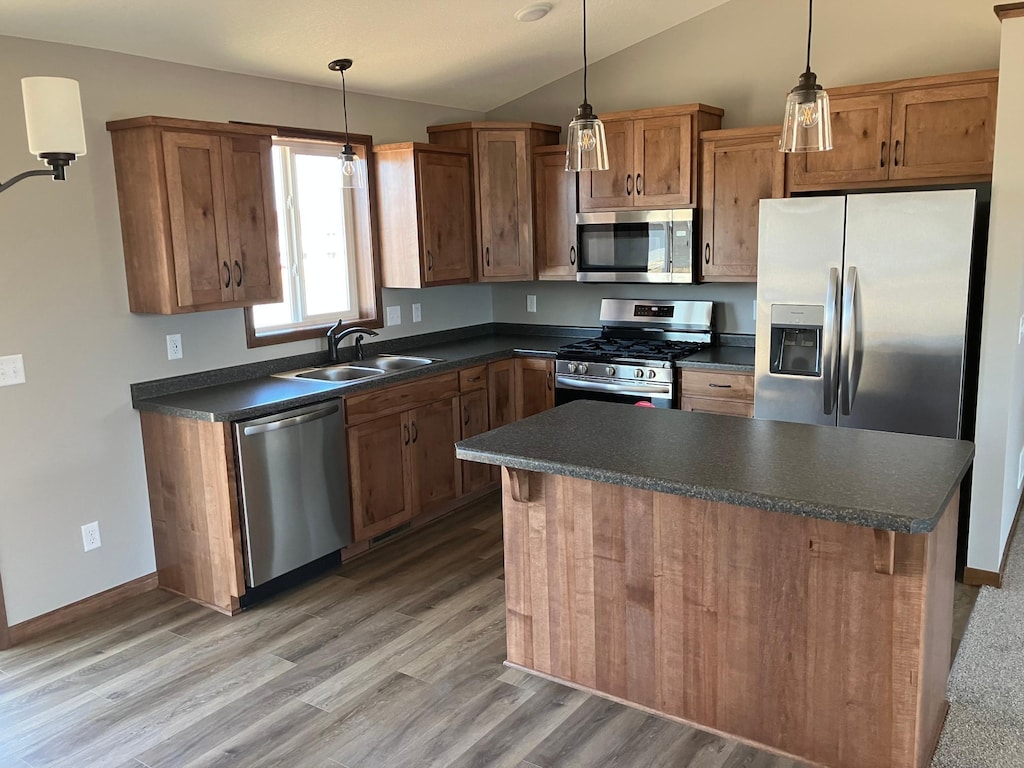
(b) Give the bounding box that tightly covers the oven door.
[576,210,693,284]
[554,375,674,409]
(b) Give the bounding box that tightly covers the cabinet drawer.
[345,372,459,426]
[678,370,754,402]
[680,396,754,418]
[459,365,488,392]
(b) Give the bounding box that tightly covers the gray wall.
[0,36,487,625]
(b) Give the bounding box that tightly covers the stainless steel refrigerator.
[754,189,978,439]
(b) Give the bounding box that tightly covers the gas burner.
[558,337,708,364]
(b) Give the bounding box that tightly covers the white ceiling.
[0,0,730,112]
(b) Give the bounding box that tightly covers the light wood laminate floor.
[0,494,976,768]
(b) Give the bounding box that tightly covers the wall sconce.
[1,77,87,194]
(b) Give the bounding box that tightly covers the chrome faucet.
[326,323,379,363]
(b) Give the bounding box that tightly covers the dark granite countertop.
[678,345,755,372]
[133,332,587,422]
[455,400,974,533]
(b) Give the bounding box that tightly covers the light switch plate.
[412,303,422,323]
[527,295,537,313]
[386,306,402,326]
[753,300,758,322]
[1019,314,1024,345]
[0,354,26,387]
[166,334,183,360]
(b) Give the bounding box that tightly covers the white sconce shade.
[21,77,87,158]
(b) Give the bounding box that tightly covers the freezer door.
[839,190,976,438]
[754,196,847,426]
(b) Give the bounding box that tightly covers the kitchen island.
[455,401,974,768]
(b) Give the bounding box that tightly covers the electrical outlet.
[1018,446,1024,490]
[0,354,26,387]
[753,300,758,322]
[81,521,101,552]
[166,334,183,360]
[1019,314,1024,345]
[412,303,422,323]
[527,295,537,313]
[386,306,402,326]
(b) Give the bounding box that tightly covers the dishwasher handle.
[242,403,340,436]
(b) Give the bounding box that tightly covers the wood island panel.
[500,470,958,768]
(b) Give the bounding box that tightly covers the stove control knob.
[605,366,615,376]
[567,362,577,374]
[635,368,645,379]
[579,364,589,374]
[647,369,657,379]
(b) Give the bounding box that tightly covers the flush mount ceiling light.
[514,3,552,22]
[327,57,366,189]
[565,0,608,173]
[779,0,833,153]
[1,77,86,194]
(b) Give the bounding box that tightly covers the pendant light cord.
[341,68,351,147]
[582,0,589,105]
[805,0,813,74]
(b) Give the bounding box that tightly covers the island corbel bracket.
[505,468,531,503]
[873,528,896,575]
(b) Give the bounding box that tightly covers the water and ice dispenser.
[769,305,823,377]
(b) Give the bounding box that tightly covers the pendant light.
[565,0,608,172]
[328,58,366,188]
[779,0,833,153]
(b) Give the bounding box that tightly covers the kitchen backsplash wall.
[491,282,757,336]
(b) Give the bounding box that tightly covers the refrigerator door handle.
[823,267,840,415]
[840,265,859,415]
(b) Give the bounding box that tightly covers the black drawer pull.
[636,174,644,195]
[894,139,902,167]
[626,174,633,196]
[234,260,242,287]
[427,250,433,271]
[403,424,410,445]
[411,421,418,443]
[222,261,231,288]
[708,383,733,388]
[880,141,887,168]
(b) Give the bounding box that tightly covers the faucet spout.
[326,322,380,363]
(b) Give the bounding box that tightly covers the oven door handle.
[556,375,673,399]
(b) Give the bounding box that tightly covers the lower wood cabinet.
[406,398,459,514]
[488,359,516,429]
[459,388,492,494]
[678,369,754,417]
[347,412,415,542]
[515,357,555,420]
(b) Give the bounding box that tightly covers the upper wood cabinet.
[699,126,785,283]
[428,122,561,282]
[533,145,578,280]
[579,104,723,212]
[374,142,475,288]
[788,71,998,192]
[107,116,282,314]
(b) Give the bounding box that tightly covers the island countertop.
[455,400,974,533]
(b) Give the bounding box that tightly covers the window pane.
[293,153,351,318]
[252,147,296,330]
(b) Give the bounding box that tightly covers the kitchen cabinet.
[374,142,475,288]
[579,104,723,212]
[459,366,492,495]
[488,359,517,429]
[107,116,282,314]
[678,369,754,417]
[533,145,578,280]
[787,71,997,192]
[699,126,785,282]
[515,357,555,420]
[347,412,416,542]
[428,122,561,282]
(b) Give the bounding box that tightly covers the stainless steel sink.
[357,355,439,372]
[296,365,385,382]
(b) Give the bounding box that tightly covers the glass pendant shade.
[566,103,608,172]
[21,77,87,158]
[780,76,833,152]
[339,144,366,189]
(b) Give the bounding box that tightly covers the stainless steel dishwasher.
[234,400,351,589]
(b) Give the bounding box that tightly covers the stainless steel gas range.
[555,299,714,409]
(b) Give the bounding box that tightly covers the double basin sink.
[272,355,441,386]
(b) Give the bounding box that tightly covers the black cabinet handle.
[463,407,470,427]
[222,261,231,288]
[569,245,576,265]
[626,174,633,196]
[411,421,418,443]
[636,174,644,195]
[234,260,242,287]
[708,383,733,389]
[485,246,490,268]
[547,371,553,391]
[880,141,887,168]
[894,140,902,167]
[403,424,410,445]
[704,243,711,265]
[426,250,433,271]
[466,376,482,383]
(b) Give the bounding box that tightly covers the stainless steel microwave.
[576,209,694,283]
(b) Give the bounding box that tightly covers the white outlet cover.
[81,521,101,552]
[386,306,402,326]
[0,354,26,387]
[1019,314,1024,345]
[753,300,758,322]
[527,295,537,313]
[166,333,183,360]
[1018,446,1024,490]
[412,303,422,323]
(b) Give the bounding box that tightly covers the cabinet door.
[579,119,634,211]
[418,150,475,284]
[407,398,460,514]
[162,131,233,307]
[459,389,493,495]
[347,413,414,542]
[890,81,997,180]
[634,115,692,207]
[221,134,282,303]
[477,130,534,280]
[515,357,554,421]
[487,359,516,482]
[700,135,784,282]
[788,94,892,188]
[679,396,753,417]
[534,148,578,280]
